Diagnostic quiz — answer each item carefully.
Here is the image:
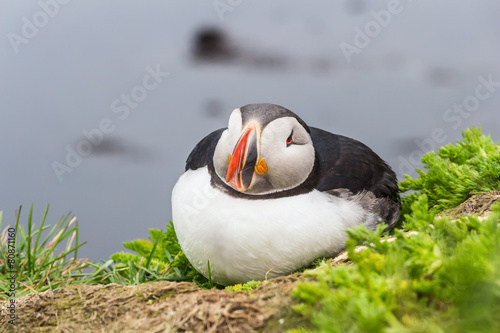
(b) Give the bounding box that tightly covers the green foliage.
[0,205,89,299]
[399,127,500,213]
[292,195,500,333]
[90,223,206,285]
[295,257,329,273]
[225,280,261,292]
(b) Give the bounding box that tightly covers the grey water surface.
[1,1,499,262]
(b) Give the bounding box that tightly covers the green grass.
[0,205,89,299]
[87,224,208,287]
[0,212,210,297]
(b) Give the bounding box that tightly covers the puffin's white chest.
[171,167,366,285]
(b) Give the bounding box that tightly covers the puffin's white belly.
[172,167,366,285]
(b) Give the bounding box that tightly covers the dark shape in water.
[427,67,456,87]
[192,27,237,62]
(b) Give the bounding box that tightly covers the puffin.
[172,103,400,286]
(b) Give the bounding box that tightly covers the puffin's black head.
[213,103,315,195]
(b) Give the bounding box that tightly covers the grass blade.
[27,204,34,276]
[75,220,79,260]
[207,260,213,289]
[32,205,49,274]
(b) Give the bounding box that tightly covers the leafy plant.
[399,127,500,214]
[292,195,500,333]
[225,280,261,292]
[0,205,89,299]
[89,223,207,286]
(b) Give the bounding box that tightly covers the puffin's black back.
[310,128,399,200]
[185,128,225,172]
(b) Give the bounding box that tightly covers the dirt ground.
[2,192,499,333]
[438,190,500,220]
[0,273,309,333]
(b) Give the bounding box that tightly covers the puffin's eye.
[286,131,293,147]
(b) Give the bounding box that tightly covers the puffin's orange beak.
[226,122,265,191]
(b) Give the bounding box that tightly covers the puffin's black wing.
[310,127,399,200]
[185,128,225,171]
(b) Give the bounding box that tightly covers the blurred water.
[1,1,499,262]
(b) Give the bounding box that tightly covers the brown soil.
[0,274,309,333]
[2,191,499,333]
[438,191,500,220]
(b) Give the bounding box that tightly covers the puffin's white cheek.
[277,146,314,187]
[213,138,231,180]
